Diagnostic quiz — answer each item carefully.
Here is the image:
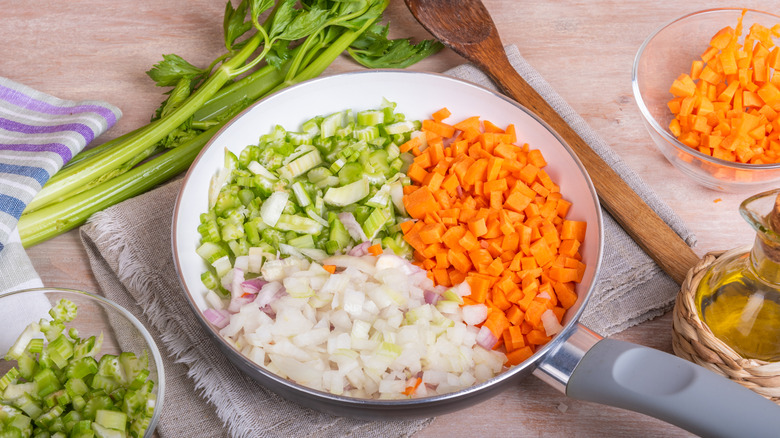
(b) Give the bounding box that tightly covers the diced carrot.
[422,119,456,138]
[399,109,588,360]
[322,265,337,274]
[561,220,587,242]
[666,11,780,166]
[403,186,438,220]
[367,244,383,256]
[505,346,534,366]
[402,377,423,396]
[553,281,578,309]
[502,325,525,352]
[483,310,510,339]
[526,329,552,346]
[432,107,451,122]
[399,136,421,154]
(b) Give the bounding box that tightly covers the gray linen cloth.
[78,45,696,437]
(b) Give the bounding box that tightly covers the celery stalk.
[18,125,221,247]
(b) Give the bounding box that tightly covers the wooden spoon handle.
[481,46,700,285]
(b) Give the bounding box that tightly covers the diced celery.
[384,120,416,135]
[49,299,77,323]
[356,109,384,126]
[320,111,344,138]
[304,207,329,227]
[247,160,277,180]
[201,270,221,291]
[17,352,37,380]
[362,208,391,240]
[0,368,19,391]
[73,334,102,360]
[290,181,312,207]
[70,420,93,437]
[66,357,99,380]
[94,410,127,432]
[280,150,322,180]
[286,131,315,146]
[260,191,289,227]
[337,162,364,186]
[323,178,369,207]
[274,214,323,235]
[91,422,124,438]
[82,395,114,421]
[13,393,43,420]
[195,241,228,264]
[4,322,41,361]
[65,378,89,398]
[34,368,62,398]
[288,234,315,249]
[301,116,321,134]
[46,335,74,369]
[8,414,31,437]
[364,184,391,208]
[354,125,379,141]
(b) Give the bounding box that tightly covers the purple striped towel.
[0,77,121,255]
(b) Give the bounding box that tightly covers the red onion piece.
[241,277,267,295]
[203,308,231,329]
[475,325,498,350]
[348,241,371,257]
[424,289,441,305]
[254,282,285,309]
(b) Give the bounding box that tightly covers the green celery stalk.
[18,125,222,247]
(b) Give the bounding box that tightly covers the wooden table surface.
[3,1,776,436]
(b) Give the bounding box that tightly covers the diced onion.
[204,308,231,329]
[462,304,488,326]
[338,212,368,242]
[541,309,564,336]
[206,253,508,399]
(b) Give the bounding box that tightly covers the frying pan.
[172,70,780,438]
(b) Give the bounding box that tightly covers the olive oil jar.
[695,188,780,362]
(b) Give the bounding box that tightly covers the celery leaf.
[224,0,253,50]
[146,54,207,87]
[348,24,443,69]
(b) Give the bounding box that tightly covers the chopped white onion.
[462,304,488,326]
[541,309,564,336]
[337,212,368,242]
[207,253,508,399]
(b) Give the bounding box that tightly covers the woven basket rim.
[672,249,780,402]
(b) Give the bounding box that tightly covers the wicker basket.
[672,250,780,403]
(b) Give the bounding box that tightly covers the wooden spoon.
[405,0,700,285]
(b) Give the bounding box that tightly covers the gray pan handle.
[565,337,780,438]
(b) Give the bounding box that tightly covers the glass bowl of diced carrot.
[632,8,780,192]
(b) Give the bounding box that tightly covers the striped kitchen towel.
[0,77,121,253]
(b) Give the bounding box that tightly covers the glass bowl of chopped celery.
[0,288,165,437]
[632,8,780,192]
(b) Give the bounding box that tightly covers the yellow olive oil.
[696,262,780,362]
[694,189,780,363]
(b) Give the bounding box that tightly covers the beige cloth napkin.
[79,45,696,437]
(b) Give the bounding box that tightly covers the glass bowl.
[0,288,165,437]
[632,8,780,192]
